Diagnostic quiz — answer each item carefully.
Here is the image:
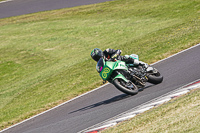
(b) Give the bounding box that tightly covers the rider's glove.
[116,49,122,55]
[110,49,122,60]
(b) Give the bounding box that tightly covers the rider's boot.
[132,60,148,69]
[138,61,149,69]
[121,55,148,69]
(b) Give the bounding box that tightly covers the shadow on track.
[69,84,154,114]
[69,93,132,114]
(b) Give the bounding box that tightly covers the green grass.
[0,0,200,130]
[103,89,200,133]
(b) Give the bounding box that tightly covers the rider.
[90,48,147,67]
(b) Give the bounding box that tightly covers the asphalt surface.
[2,44,200,133]
[0,0,114,19]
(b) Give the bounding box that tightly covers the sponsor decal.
[101,67,110,79]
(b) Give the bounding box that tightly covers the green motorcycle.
[96,54,163,95]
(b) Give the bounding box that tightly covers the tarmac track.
[0,0,114,19]
[1,1,200,133]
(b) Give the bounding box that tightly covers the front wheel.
[113,78,138,95]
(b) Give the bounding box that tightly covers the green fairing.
[99,59,128,81]
[113,74,128,82]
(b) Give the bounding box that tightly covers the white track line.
[0,0,13,4]
[0,84,108,132]
[151,43,200,65]
[1,43,200,132]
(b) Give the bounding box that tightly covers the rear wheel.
[113,78,138,95]
[147,72,163,84]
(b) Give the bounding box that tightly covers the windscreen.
[96,58,104,73]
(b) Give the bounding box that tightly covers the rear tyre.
[147,72,163,84]
[113,78,138,95]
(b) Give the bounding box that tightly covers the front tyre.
[113,78,138,95]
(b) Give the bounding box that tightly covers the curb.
[80,79,200,133]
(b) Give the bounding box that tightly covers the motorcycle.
[96,54,163,95]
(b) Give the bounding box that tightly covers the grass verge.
[103,88,200,133]
[0,0,200,130]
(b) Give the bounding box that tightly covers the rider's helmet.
[91,48,103,62]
